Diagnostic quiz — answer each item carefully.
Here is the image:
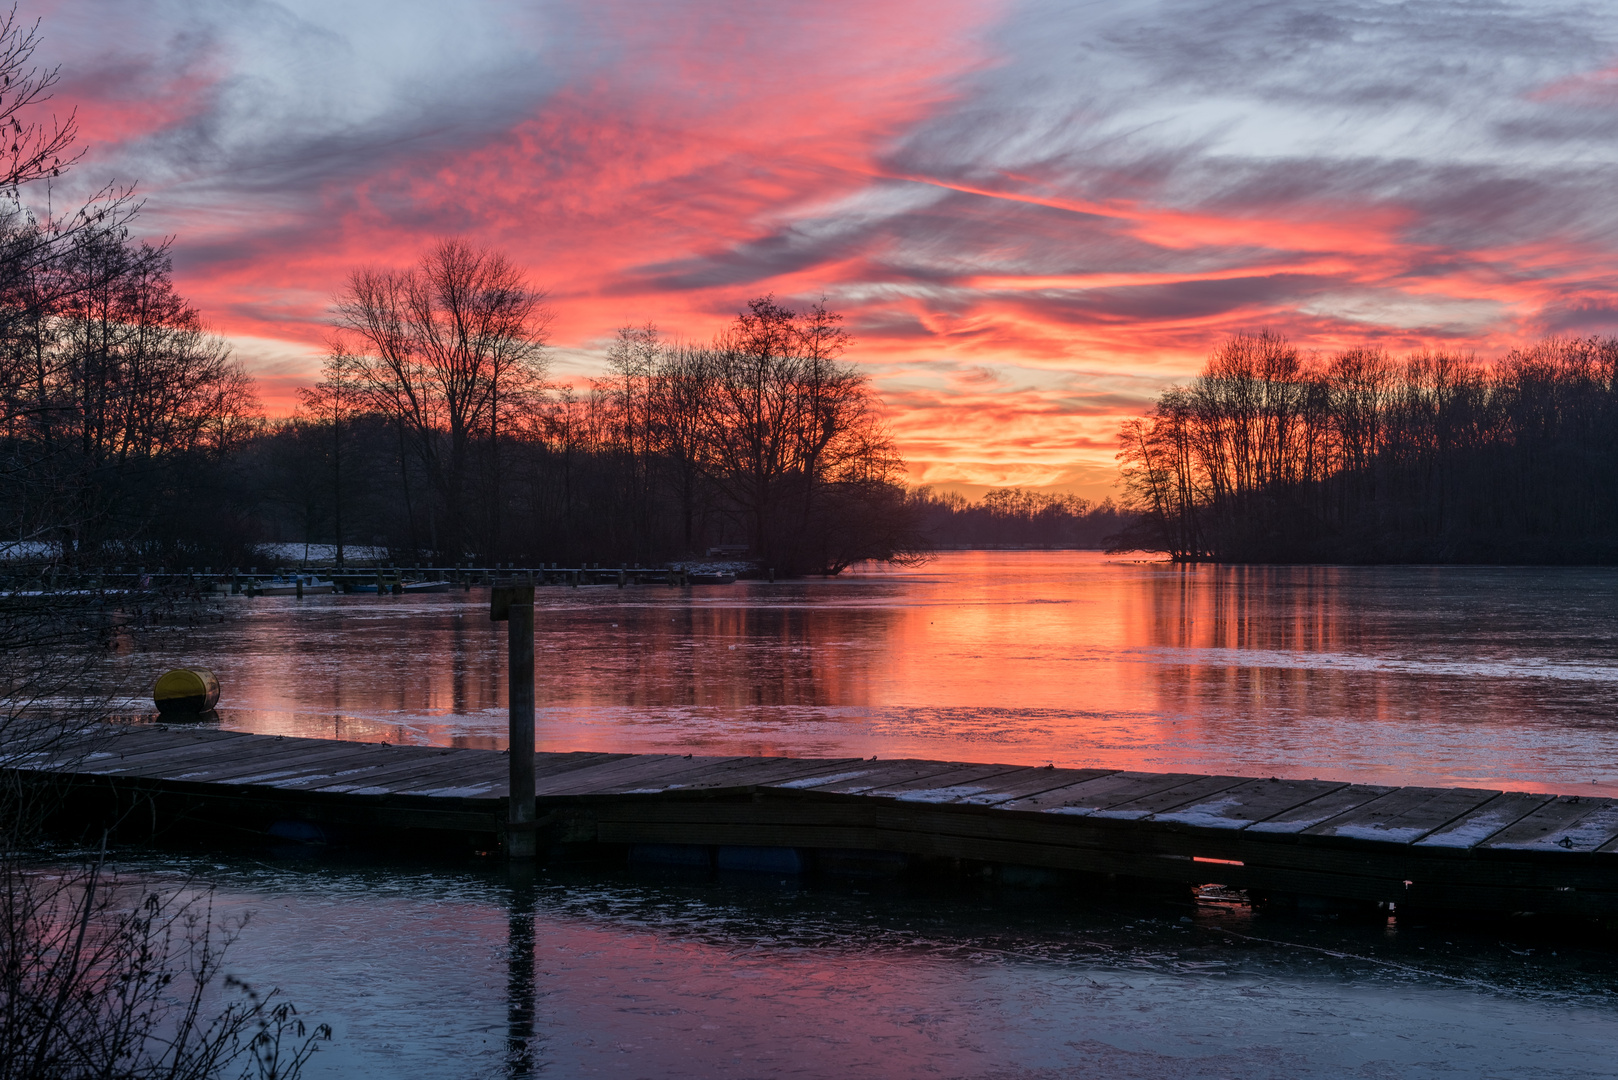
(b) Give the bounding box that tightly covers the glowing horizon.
[34,0,1618,500]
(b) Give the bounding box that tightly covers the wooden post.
[492,584,537,859]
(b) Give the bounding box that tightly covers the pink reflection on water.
[130,552,1618,795]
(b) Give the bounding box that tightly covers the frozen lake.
[99,552,1618,1076]
[130,550,1618,795]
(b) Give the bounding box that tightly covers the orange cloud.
[35,0,1618,494]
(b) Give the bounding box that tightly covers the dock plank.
[376,751,638,798]
[159,738,388,782]
[245,747,420,792]
[71,727,237,766]
[1091,775,1253,820]
[1483,797,1618,853]
[76,733,288,778]
[1149,778,1348,829]
[998,772,1216,816]
[1303,787,1500,844]
[8,731,252,780]
[867,764,1043,803]
[658,756,868,792]
[212,743,455,788]
[69,726,247,767]
[1414,793,1556,850]
[280,747,507,795]
[772,760,968,796]
[538,755,750,796]
[236,748,491,790]
[1244,784,1398,834]
[940,767,1117,807]
[526,754,711,793]
[298,749,578,798]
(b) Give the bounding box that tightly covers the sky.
[30,0,1618,498]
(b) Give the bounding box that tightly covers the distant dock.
[0,563,730,595]
[11,725,1618,917]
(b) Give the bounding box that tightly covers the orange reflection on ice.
[123,552,1618,797]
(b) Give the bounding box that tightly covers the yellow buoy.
[153,668,220,716]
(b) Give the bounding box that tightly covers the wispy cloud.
[38,0,1618,495]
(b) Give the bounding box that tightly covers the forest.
[908,487,1131,550]
[1115,331,1618,563]
[0,225,927,573]
[0,199,1129,572]
[3,201,1119,572]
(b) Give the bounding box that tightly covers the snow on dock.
[10,724,1618,916]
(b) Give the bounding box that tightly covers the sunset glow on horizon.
[36,0,1618,498]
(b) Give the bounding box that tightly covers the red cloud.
[40,0,1618,494]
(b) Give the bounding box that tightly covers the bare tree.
[297,347,367,566]
[687,296,901,570]
[1116,331,1618,562]
[334,239,550,559]
[0,5,78,195]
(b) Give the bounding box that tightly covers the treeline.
[261,256,918,574]
[0,213,261,561]
[0,10,260,567]
[0,254,920,572]
[1116,332,1618,562]
[910,487,1133,548]
[0,227,923,572]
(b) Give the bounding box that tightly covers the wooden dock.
[0,562,729,595]
[10,725,1618,917]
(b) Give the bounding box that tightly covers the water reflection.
[504,867,538,1078]
[118,552,1618,794]
[150,852,1618,1080]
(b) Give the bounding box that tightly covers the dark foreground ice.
[132,852,1616,1080]
[80,552,1618,1075]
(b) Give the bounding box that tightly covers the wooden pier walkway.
[11,725,1618,917]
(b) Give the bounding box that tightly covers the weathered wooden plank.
[305,751,628,800]
[251,748,434,793]
[74,733,290,778]
[284,748,512,795]
[160,738,386,782]
[936,767,1116,807]
[233,745,490,788]
[1303,787,1500,844]
[1413,792,1556,850]
[222,748,438,790]
[526,753,708,793]
[656,756,868,792]
[1148,778,1348,830]
[1483,797,1618,853]
[538,754,749,796]
[385,751,634,797]
[766,763,889,791]
[62,727,247,769]
[1091,775,1253,820]
[530,751,640,777]
[68,727,234,765]
[866,763,1044,803]
[1244,784,1398,834]
[800,760,1009,796]
[997,771,1214,816]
